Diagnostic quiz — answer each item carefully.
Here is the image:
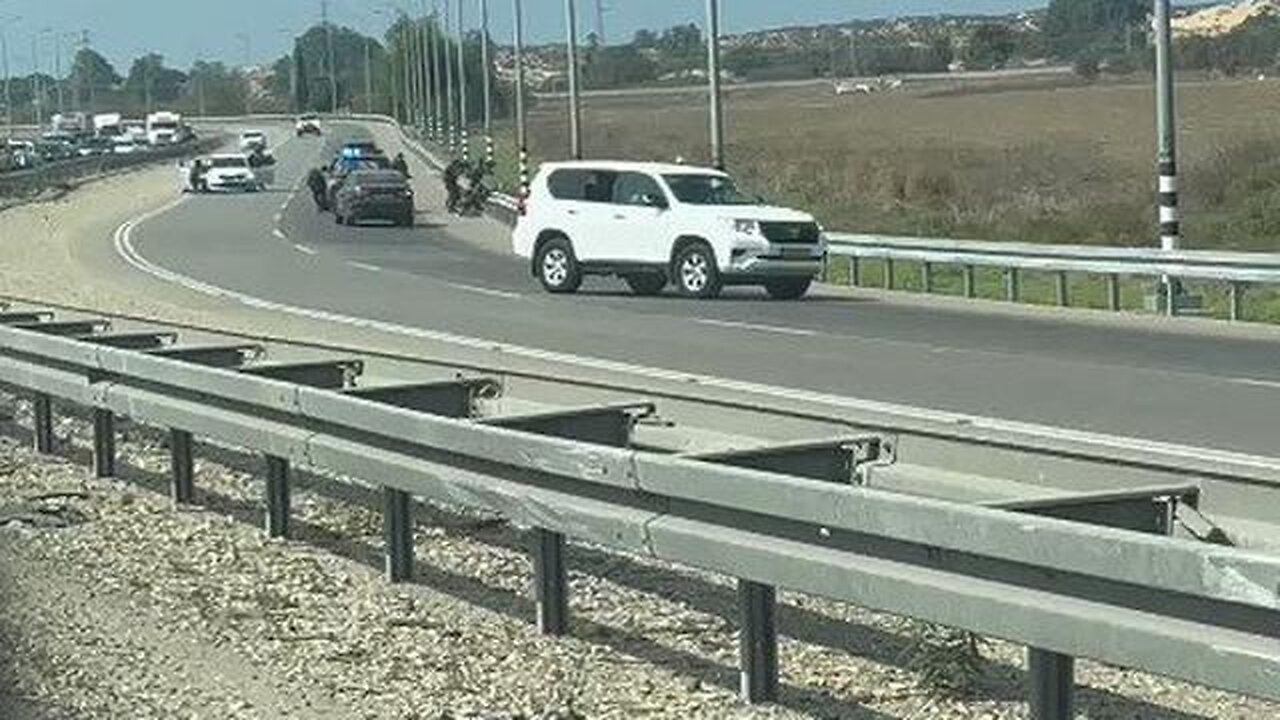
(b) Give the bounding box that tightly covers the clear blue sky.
[2,1,1047,74]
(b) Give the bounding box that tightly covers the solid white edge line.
[272,229,288,241]
[111,168,1280,473]
[293,244,317,255]
[695,318,816,337]
[349,262,381,272]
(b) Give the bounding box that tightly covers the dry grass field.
[511,76,1280,253]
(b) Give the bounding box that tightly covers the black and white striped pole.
[1155,0,1181,316]
[481,0,494,167]
[443,0,456,154]
[419,0,433,137]
[513,0,530,199]
[565,0,583,159]
[457,0,469,162]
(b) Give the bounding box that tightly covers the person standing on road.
[188,159,207,193]
[443,158,467,214]
[306,167,328,210]
[391,152,410,178]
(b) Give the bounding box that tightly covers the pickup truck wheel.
[624,273,667,297]
[764,278,812,300]
[536,238,582,294]
[674,243,723,299]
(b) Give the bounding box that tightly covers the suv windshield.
[209,157,248,169]
[662,174,753,206]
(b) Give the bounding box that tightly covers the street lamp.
[706,0,724,169]
[456,0,467,160]
[480,0,492,166]
[1154,0,1181,315]
[1,15,20,138]
[564,0,581,159]
[513,0,529,195]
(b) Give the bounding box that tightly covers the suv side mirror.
[641,193,668,209]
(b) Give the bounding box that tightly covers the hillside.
[1174,0,1280,37]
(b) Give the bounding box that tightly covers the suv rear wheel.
[674,243,722,299]
[624,273,666,297]
[764,278,812,300]
[536,238,582,294]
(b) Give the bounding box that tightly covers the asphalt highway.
[125,124,1280,457]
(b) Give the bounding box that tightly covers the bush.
[1074,55,1100,81]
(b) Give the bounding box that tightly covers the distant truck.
[93,113,123,138]
[50,112,91,136]
[146,111,183,146]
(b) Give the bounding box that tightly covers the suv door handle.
[613,214,626,220]
[567,209,579,216]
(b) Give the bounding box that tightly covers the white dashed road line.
[447,283,522,300]
[694,318,816,337]
[349,262,382,273]
[293,244,317,255]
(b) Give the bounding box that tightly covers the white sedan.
[179,153,271,193]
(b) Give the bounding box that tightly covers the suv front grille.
[760,222,821,245]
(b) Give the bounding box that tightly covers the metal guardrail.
[0,138,220,207]
[0,305,1277,718]
[826,233,1280,321]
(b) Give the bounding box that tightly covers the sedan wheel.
[674,244,722,299]
[536,238,582,294]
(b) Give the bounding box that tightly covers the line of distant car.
[2,110,194,173]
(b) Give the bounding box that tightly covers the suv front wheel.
[673,243,723,299]
[536,237,583,294]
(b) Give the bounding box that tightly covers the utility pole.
[433,2,445,141]
[144,50,153,115]
[564,0,581,159]
[456,0,468,160]
[706,0,724,169]
[1,18,12,138]
[426,3,437,138]
[594,0,606,45]
[364,35,373,112]
[443,0,454,153]
[420,0,432,131]
[513,0,528,196]
[322,0,337,112]
[1154,0,1181,315]
[30,35,41,126]
[53,31,63,114]
[480,0,492,165]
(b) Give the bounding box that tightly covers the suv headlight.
[732,219,761,235]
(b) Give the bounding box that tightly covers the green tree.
[967,24,1016,69]
[124,53,187,109]
[1045,0,1147,58]
[70,48,121,107]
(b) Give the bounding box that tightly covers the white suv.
[512,161,826,299]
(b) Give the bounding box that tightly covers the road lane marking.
[293,244,317,255]
[349,262,381,272]
[1230,377,1280,390]
[695,319,816,337]
[272,229,288,241]
[112,190,1280,475]
[447,283,522,300]
[273,212,283,223]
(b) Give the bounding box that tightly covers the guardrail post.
[383,487,414,583]
[1028,648,1075,720]
[738,578,779,704]
[963,265,976,299]
[921,262,934,294]
[1055,272,1070,307]
[170,429,194,505]
[32,392,54,454]
[1107,274,1121,312]
[883,258,895,290]
[532,528,568,636]
[92,409,115,478]
[848,256,860,287]
[1004,268,1020,302]
[1229,282,1244,322]
[264,455,290,539]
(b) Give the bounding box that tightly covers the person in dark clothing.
[391,153,410,178]
[442,158,467,214]
[306,167,329,210]
[188,159,206,193]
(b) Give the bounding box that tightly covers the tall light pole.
[419,0,432,132]
[443,0,454,152]
[480,0,492,166]
[456,0,468,160]
[433,2,445,141]
[364,34,374,113]
[30,34,41,126]
[426,3,438,139]
[1,16,18,138]
[706,0,724,169]
[564,0,581,159]
[1154,0,1181,316]
[322,0,337,112]
[513,0,528,195]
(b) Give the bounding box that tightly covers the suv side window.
[612,172,665,206]
[547,169,618,203]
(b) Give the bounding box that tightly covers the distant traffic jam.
[2,110,194,173]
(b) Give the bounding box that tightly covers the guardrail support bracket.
[170,429,195,505]
[1028,648,1074,720]
[963,265,976,299]
[1055,272,1070,307]
[1107,274,1121,312]
[92,409,115,478]
[848,256,860,287]
[32,392,54,454]
[264,455,291,538]
[383,487,414,583]
[921,262,934,294]
[533,528,569,636]
[1005,268,1020,302]
[883,258,895,290]
[1229,282,1244,322]
[738,578,779,704]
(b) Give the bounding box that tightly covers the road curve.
[121,123,1280,457]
